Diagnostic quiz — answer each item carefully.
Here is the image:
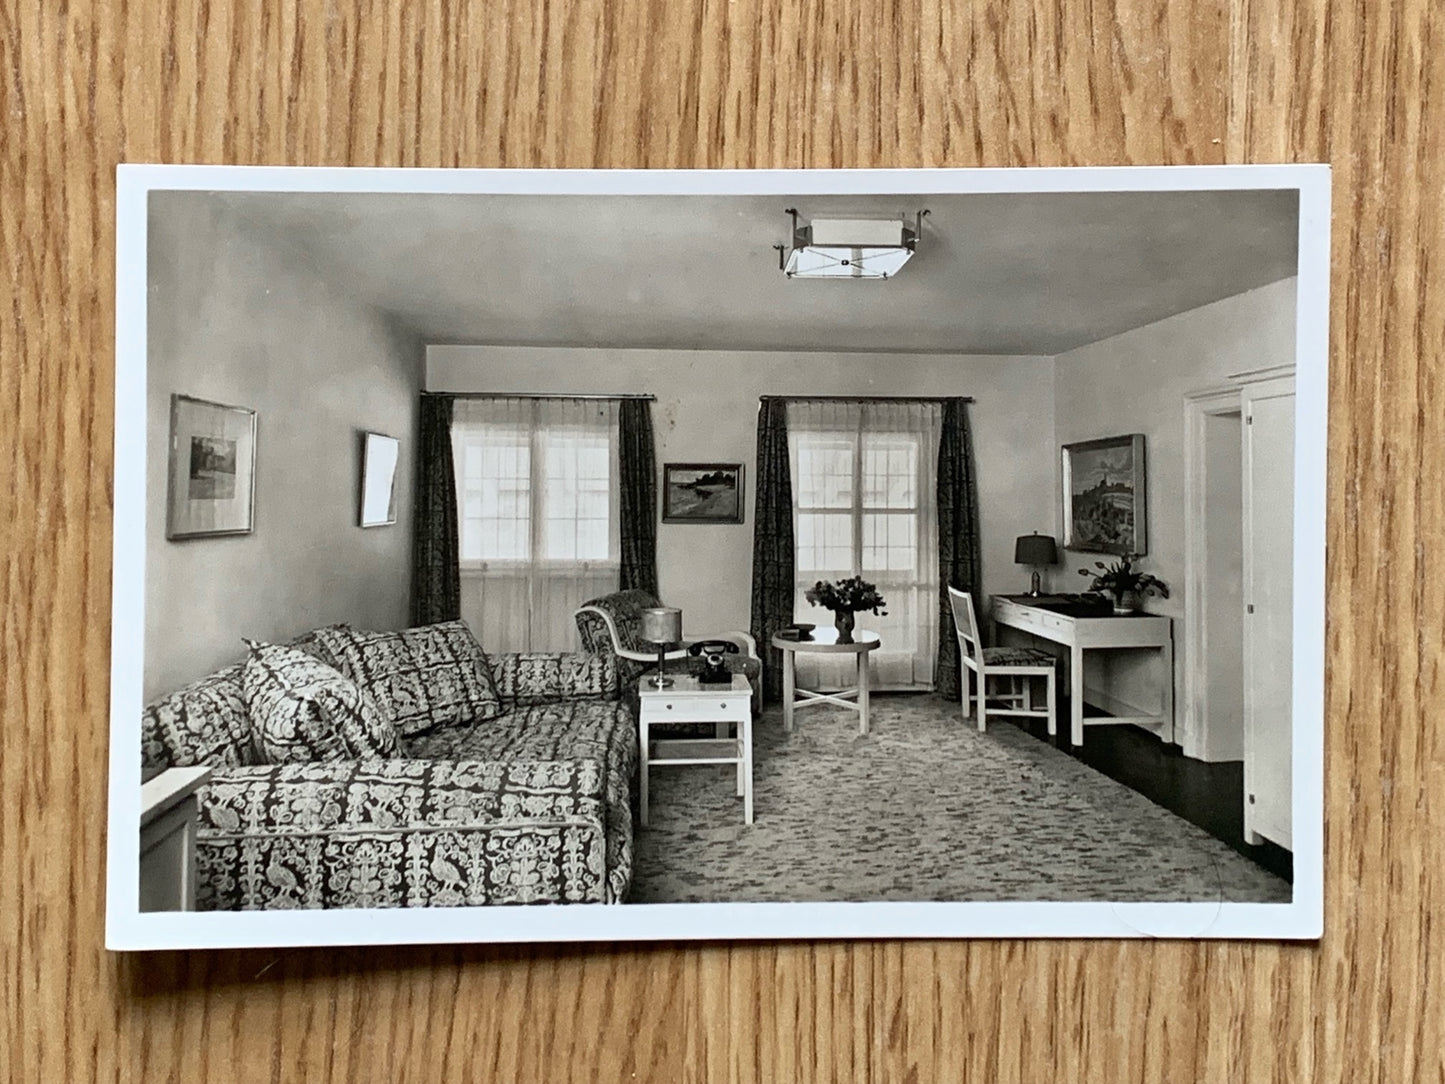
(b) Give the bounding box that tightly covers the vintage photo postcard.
[107,164,1329,949]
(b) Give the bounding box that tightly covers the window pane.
[542,431,611,561]
[862,513,916,573]
[862,439,916,508]
[457,435,531,560]
[797,437,854,508]
[799,511,852,572]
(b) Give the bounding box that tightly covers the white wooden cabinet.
[140,766,213,911]
[1239,369,1295,850]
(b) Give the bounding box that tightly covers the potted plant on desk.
[805,576,888,644]
[1079,555,1169,614]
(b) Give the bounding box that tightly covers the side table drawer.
[640,697,750,724]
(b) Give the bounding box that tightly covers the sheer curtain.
[451,397,621,653]
[788,399,941,691]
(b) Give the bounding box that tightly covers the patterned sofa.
[140,621,637,909]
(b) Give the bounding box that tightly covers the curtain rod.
[759,394,974,404]
[422,391,656,402]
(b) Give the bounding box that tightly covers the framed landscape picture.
[662,462,744,523]
[1062,434,1146,555]
[165,394,257,539]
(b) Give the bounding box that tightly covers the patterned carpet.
[630,695,1291,904]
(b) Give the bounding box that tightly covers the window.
[790,400,940,689]
[456,426,613,565]
[451,398,620,652]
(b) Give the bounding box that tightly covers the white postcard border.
[108,163,1329,950]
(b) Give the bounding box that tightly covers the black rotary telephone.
[688,639,740,684]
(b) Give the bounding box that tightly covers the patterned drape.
[411,395,461,626]
[749,398,796,701]
[935,397,982,699]
[618,399,658,595]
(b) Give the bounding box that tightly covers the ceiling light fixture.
[774,208,929,279]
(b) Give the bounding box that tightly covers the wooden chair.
[947,587,1057,735]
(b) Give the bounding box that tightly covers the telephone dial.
[688,639,739,684]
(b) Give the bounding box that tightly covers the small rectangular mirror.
[359,432,400,527]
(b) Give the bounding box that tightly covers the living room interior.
[137,185,1300,911]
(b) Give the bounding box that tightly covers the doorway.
[1183,388,1245,762]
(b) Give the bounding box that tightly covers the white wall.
[145,197,423,700]
[1052,277,1297,743]
[427,346,1058,636]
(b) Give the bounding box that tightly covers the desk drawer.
[640,696,750,724]
[1035,610,1069,635]
[994,599,1069,637]
[992,598,1030,626]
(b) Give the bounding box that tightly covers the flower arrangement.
[805,577,887,644]
[1079,555,1169,612]
[805,576,889,615]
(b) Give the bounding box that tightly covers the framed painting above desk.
[990,594,1173,747]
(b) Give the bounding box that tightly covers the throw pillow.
[141,662,254,770]
[284,624,350,668]
[315,620,504,737]
[242,640,402,764]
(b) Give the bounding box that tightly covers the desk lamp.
[1014,533,1059,596]
[640,606,683,689]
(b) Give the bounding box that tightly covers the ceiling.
[195,188,1299,356]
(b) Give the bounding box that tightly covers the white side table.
[139,765,213,912]
[772,627,881,735]
[637,673,753,826]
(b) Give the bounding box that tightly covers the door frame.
[1181,385,1245,761]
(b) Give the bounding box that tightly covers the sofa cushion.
[316,620,504,737]
[403,699,638,905]
[243,641,401,764]
[141,663,254,770]
[403,700,627,762]
[490,652,619,706]
[284,625,348,668]
[194,759,613,909]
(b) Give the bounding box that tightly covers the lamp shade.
[639,606,683,645]
[1014,533,1059,566]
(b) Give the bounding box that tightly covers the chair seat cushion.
[982,645,1057,667]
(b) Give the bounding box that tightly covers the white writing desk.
[990,595,1173,747]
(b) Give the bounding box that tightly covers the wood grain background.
[2,0,1440,1080]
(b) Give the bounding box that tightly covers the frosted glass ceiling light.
[775,208,928,279]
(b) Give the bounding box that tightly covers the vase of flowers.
[804,576,888,644]
[1079,555,1169,614]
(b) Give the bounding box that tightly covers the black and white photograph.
[108,166,1328,948]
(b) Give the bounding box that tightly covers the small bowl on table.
[788,623,816,641]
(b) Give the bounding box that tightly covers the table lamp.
[639,606,683,689]
[1014,532,1058,596]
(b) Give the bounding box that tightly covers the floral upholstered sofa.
[140,620,636,910]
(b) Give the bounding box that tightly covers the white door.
[1242,376,1295,849]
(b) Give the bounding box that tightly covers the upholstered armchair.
[574,589,763,715]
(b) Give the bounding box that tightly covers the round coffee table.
[771,627,881,735]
